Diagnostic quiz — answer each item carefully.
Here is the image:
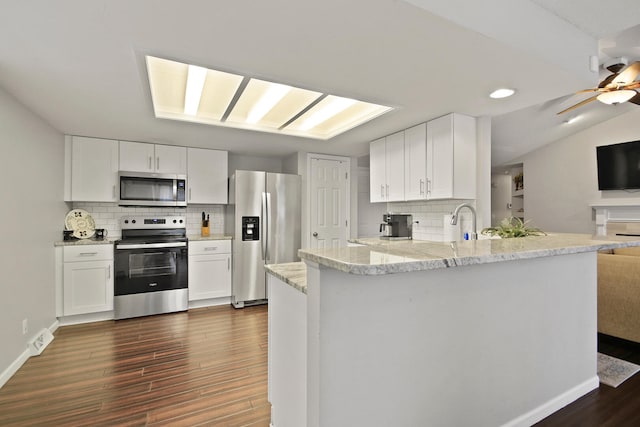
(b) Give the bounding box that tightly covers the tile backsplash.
[69,203,225,238]
[386,199,476,241]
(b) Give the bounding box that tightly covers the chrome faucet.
[450,203,477,240]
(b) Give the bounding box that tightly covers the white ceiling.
[1,0,639,165]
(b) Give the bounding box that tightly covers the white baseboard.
[188,296,231,309]
[0,319,61,389]
[501,376,599,427]
[0,348,30,389]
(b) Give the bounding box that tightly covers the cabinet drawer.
[64,245,113,262]
[189,240,231,255]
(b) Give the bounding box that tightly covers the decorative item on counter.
[201,211,210,237]
[481,217,545,238]
[64,208,96,239]
[94,228,107,240]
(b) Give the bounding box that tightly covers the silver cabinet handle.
[106,265,111,279]
[420,179,424,195]
[426,179,431,195]
[386,184,389,199]
[189,188,192,201]
[204,247,218,251]
[112,185,116,198]
[227,257,230,270]
[79,252,98,256]
[156,157,160,171]
[148,156,152,170]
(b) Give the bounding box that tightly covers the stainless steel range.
[114,215,188,320]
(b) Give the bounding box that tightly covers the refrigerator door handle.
[261,191,268,261]
[264,192,271,261]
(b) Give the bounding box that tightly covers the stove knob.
[173,219,177,224]
[132,219,136,224]
[179,219,183,223]
[124,220,129,224]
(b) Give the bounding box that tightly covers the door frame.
[305,153,351,249]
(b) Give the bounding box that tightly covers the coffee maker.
[379,213,413,240]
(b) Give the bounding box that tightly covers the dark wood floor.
[0,305,270,427]
[536,334,640,427]
[2,305,640,426]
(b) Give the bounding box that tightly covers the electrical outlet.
[22,319,28,335]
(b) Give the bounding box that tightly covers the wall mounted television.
[597,140,640,190]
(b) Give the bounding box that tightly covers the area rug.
[598,353,640,388]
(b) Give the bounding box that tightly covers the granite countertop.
[54,238,116,247]
[187,234,233,241]
[265,262,307,294]
[299,233,640,276]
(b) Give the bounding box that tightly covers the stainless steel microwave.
[118,172,187,207]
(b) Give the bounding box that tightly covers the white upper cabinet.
[404,123,427,201]
[67,136,119,202]
[119,141,187,174]
[369,138,387,203]
[385,131,405,202]
[369,132,405,202]
[187,148,228,204]
[369,113,476,203]
[427,113,476,200]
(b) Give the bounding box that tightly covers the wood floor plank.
[0,305,270,426]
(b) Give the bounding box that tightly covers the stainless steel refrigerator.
[226,170,301,308]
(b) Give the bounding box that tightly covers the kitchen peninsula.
[266,234,640,427]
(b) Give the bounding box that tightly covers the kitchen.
[3,1,640,426]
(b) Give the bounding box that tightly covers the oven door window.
[128,251,176,278]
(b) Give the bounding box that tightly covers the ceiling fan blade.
[576,88,602,94]
[612,61,640,85]
[628,91,640,105]
[598,73,618,88]
[557,95,599,115]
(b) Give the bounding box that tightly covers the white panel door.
[310,157,348,249]
[119,141,155,172]
[187,148,228,204]
[155,144,187,174]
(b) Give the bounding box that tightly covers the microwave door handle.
[173,179,177,202]
[261,192,267,261]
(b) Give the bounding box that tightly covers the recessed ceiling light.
[489,88,515,99]
[563,116,579,125]
[145,56,393,140]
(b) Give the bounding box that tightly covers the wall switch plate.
[22,319,28,335]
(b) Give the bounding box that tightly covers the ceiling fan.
[557,60,640,115]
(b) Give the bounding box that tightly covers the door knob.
[312,232,318,237]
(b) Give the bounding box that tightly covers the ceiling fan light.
[489,88,515,99]
[596,90,636,105]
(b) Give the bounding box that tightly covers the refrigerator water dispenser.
[242,216,260,241]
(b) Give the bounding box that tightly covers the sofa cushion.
[612,246,640,256]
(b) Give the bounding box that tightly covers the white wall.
[228,153,282,174]
[516,108,640,233]
[0,86,67,380]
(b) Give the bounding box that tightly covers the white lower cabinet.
[62,245,114,316]
[188,240,232,301]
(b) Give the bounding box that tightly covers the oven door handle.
[115,242,187,250]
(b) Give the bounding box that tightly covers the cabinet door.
[119,141,154,172]
[427,115,454,199]
[385,131,405,202]
[369,138,387,202]
[404,123,427,200]
[187,148,228,204]
[188,254,231,300]
[155,144,187,175]
[63,260,114,315]
[71,137,118,202]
